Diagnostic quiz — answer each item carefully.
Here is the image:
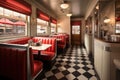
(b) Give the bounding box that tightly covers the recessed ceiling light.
[66,13,72,17]
[60,3,69,9]
[104,16,110,23]
[96,5,99,10]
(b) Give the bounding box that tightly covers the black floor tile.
[36,45,99,80]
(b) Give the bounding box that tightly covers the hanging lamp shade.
[104,16,110,23]
[60,3,69,9]
[60,1,69,9]
[66,13,72,17]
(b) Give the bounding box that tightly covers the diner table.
[56,39,62,43]
[24,44,52,59]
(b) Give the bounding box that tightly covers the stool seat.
[114,59,120,70]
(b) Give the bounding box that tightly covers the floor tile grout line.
[36,45,99,80]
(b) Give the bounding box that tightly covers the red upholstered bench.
[0,44,43,80]
[32,37,57,68]
[57,33,70,48]
[52,35,66,53]
[6,37,31,44]
[58,33,70,48]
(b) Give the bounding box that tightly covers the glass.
[72,25,80,34]
[37,18,48,35]
[51,23,56,33]
[0,7,28,38]
[4,8,13,16]
[115,0,120,33]
[0,7,3,15]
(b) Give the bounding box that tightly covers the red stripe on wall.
[51,18,57,24]
[37,9,50,21]
[0,0,31,15]
[71,21,81,25]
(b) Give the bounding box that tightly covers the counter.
[95,37,120,43]
[84,34,92,55]
[94,38,120,80]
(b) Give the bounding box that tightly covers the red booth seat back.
[52,35,66,45]
[32,37,56,52]
[58,33,69,46]
[6,37,31,44]
[58,33,69,41]
[0,44,33,80]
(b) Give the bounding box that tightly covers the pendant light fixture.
[60,1,69,9]
[66,13,72,17]
[104,16,110,23]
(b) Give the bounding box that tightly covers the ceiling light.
[60,3,69,9]
[66,13,72,17]
[96,5,99,10]
[104,16,110,23]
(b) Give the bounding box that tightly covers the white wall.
[30,5,37,37]
[99,1,115,34]
[25,0,57,37]
[81,19,85,45]
[85,0,98,20]
[57,16,71,45]
[57,16,71,35]
[94,38,120,80]
[84,34,92,55]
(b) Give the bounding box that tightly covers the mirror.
[115,0,120,33]
[98,0,115,39]
[94,3,99,37]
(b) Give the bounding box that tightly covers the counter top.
[95,37,120,43]
[114,59,120,70]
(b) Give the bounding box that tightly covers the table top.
[24,44,51,51]
[56,39,62,41]
[114,59,120,70]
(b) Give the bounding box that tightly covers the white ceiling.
[36,0,91,18]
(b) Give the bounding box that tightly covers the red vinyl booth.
[52,35,66,53]
[57,33,69,48]
[6,37,31,44]
[5,36,57,69]
[0,44,43,80]
[32,37,57,69]
[32,37,57,61]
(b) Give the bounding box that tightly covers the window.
[0,7,28,38]
[72,25,80,34]
[37,18,48,35]
[51,23,56,34]
[0,7,3,15]
[116,22,120,33]
[4,8,13,17]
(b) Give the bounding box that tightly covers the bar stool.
[113,59,120,80]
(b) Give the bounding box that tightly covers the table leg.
[38,51,41,60]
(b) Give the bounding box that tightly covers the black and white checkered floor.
[38,45,99,80]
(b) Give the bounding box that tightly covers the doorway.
[71,21,81,45]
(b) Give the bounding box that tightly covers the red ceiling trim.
[6,0,31,12]
[71,21,81,25]
[40,13,49,21]
[51,18,57,24]
[0,0,31,15]
[37,9,50,21]
[116,17,120,21]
